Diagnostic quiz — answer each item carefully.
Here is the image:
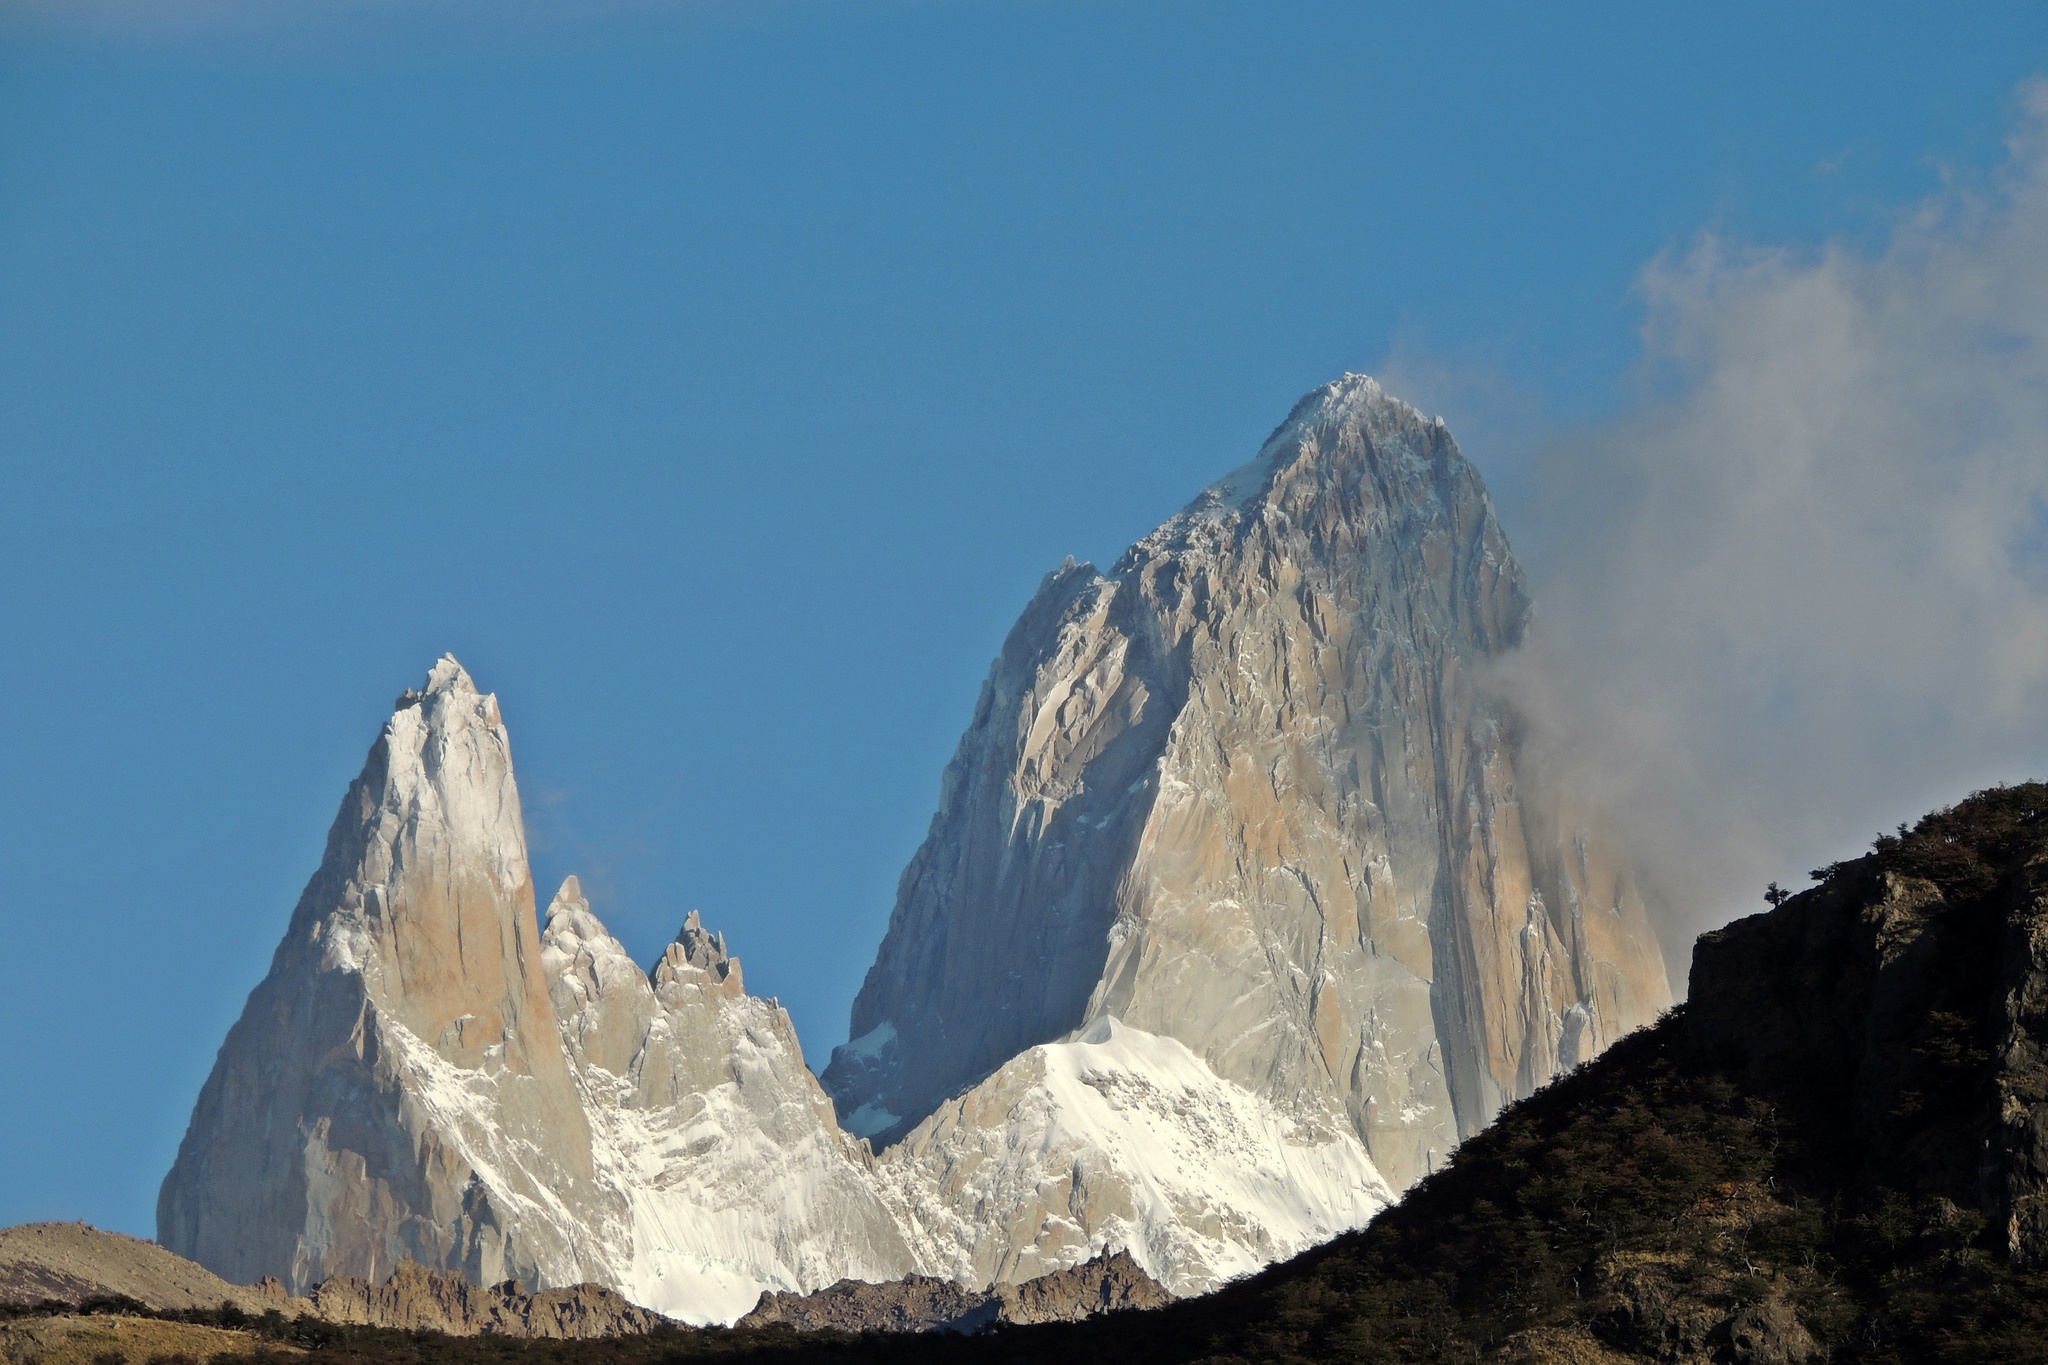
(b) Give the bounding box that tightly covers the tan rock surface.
[158,657,620,1293]
[826,375,1673,1190]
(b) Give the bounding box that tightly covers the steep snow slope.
[540,881,918,1324]
[879,1017,1394,1296]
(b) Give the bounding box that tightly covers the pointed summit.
[827,376,1670,1180]
[547,875,586,920]
[424,653,477,695]
[159,660,615,1294]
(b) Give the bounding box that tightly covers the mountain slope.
[157,661,914,1323]
[101,771,2048,1363]
[825,375,1672,1189]
[932,780,2048,1363]
[875,1018,1393,1296]
[539,881,917,1323]
[158,657,618,1293]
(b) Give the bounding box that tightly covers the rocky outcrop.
[739,1273,994,1335]
[1684,780,2048,1267]
[158,658,617,1294]
[990,1249,1173,1325]
[825,375,1673,1190]
[737,1250,1169,1334]
[294,1260,667,1337]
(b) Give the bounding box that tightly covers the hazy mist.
[1498,82,2048,981]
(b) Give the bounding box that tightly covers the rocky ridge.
[737,1250,1169,1334]
[289,1260,668,1337]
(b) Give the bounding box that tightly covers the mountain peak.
[1256,372,1446,476]
[424,653,477,696]
[546,876,586,920]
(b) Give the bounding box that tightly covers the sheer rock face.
[539,880,919,1325]
[158,660,918,1325]
[825,376,1673,1188]
[158,657,618,1294]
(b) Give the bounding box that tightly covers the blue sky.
[3,0,2046,1238]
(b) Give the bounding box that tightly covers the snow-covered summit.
[878,1015,1394,1296]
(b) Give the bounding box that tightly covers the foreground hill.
[0,1224,272,1315]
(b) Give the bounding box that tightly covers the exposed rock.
[156,662,918,1325]
[991,1249,1172,1324]
[540,880,919,1324]
[736,1250,1169,1334]
[157,376,1678,1324]
[738,1273,993,1335]
[158,657,619,1294]
[297,1259,667,1337]
[826,375,1672,1193]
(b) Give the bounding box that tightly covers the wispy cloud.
[1500,80,2048,970]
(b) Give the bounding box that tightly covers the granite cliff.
[158,658,617,1294]
[158,660,915,1324]
[825,374,1672,1191]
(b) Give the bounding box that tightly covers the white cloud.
[1498,80,2048,972]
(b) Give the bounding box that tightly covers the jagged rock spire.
[158,657,616,1293]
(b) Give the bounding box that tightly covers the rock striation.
[825,375,1673,1190]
